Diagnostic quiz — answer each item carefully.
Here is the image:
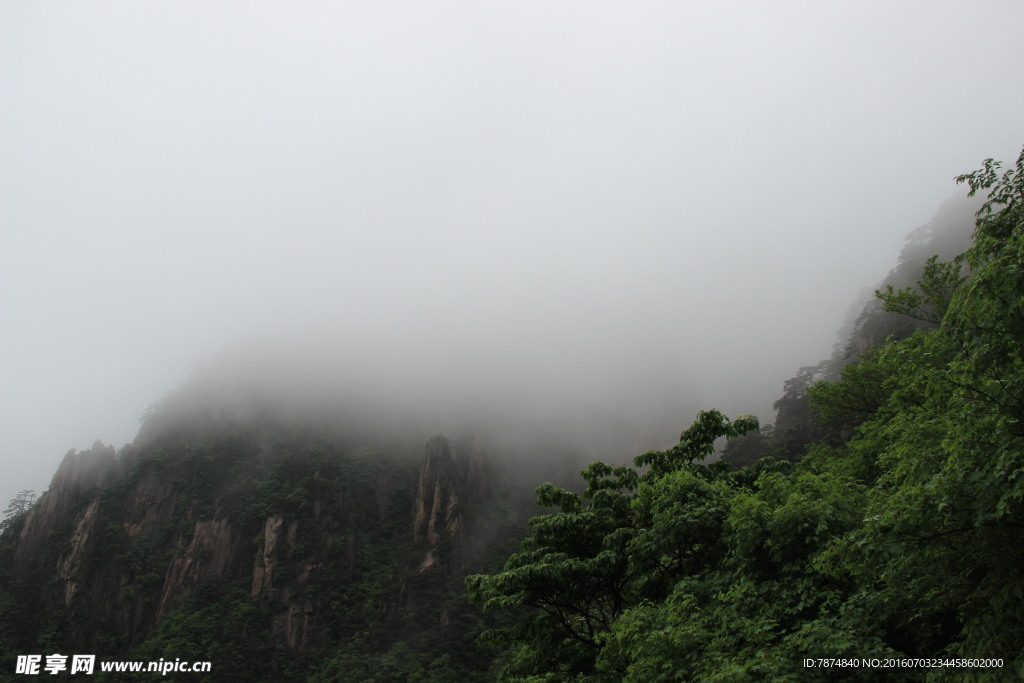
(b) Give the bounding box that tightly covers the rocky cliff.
[412,435,493,577]
[0,418,528,679]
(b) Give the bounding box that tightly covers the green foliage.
[724,364,832,465]
[6,148,1024,681]
[467,411,759,680]
[635,410,759,477]
[875,255,966,324]
[109,579,286,682]
[472,149,1024,681]
[309,638,477,683]
[955,147,1024,225]
[0,490,36,534]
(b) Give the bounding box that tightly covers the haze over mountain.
[2,0,1023,511]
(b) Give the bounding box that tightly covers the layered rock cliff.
[0,418,528,679]
[412,435,493,577]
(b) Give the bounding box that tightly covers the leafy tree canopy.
[470,148,1024,681]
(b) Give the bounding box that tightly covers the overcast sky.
[2,0,1022,507]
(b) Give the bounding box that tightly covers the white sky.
[2,0,1023,507]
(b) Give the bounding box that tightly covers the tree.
[815,146,1024,673]
[466,411,757,680]
[875,254,966,324]
[470,148,1024,681]
[0,490,35,533]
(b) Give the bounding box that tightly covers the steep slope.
[723,193,979,466]
[0,405,532,680]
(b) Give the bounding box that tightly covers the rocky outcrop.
[249,514,320,649]
[12,443,117,575]
[55,498,102,606]
[278,595,316,650]
[120,467,178,538]
[158,516,249,619]
[251,514,285,598]
[1,427,505,659]
[412,435,492,577]
[413,435,462,547]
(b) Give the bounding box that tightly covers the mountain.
[721,193,980,467]
[464,152,1024,679]
[0,189,996,680]
[0,391,539,681]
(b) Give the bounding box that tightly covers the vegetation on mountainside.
[2,149,1020,680]
[0,425,527,682]
[723,191,979,468]
[467,149,1024,681]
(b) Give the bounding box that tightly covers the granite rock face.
[0,427,504,654]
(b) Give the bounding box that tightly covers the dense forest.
[1,148,1022,681]
[467,149,1024,680]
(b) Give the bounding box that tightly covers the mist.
[3,1,1023,509]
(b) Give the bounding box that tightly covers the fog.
[2,1,1023,508]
